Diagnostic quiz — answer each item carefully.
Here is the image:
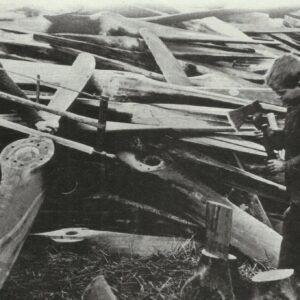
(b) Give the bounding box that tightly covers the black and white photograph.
[0,0,300,298]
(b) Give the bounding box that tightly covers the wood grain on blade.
[139,27,191,86]
[43,52,95,122]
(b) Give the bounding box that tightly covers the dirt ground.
[0,237,264,300]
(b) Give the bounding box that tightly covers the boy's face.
[274,89,287,97]
[271,87,287,100]
[271,86,300,106]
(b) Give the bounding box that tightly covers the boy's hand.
[35,120,59,133]
[254,130,264,139]
[267,159,286,174]
[254,127,275,139]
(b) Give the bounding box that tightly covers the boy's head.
[265,54,300,94]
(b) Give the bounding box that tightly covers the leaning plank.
[236,24,300,34]
[269,33,300,50]
[230,154,273,228]
[169,45,270,60]
[53,46,164,81]
[117,150,282,266]
[87,193,197,227]
[140,27,191,85]
[168,146,286,202]
[0,137,54,289]
[34,228,197,257]
[41,52,95,124]
[96,73,284,112]
[0,90,103,129]
[55,33,147,51]
[0,118,93,155]
[283,15,300,28]
[82,275,117,300]
[140,6,300,24]
[181,136,267,157]
[197,16,253,41]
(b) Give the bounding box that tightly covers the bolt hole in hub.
[0,137,54,172]
[143,155,163,166]
[65,231,79,236]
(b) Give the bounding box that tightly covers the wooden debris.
[87,193,197,227]
[181,201,235,300]
[140,27,191,86]
[117,150,282,266]
[168,146,286,202]
[140,6,300,24]
[40,52,95,125]
[1,4,298,297]
[33,228,198,257]
[45,11,278,44]
[0,118,114,158]
[0,137,54,289]
[181,135,267,157]
[98,73,284,112]
[82,275,117,300]
[251,269,297,300]
[54,44,164,81]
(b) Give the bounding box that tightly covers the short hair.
[265,54,300,90]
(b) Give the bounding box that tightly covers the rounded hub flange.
[0,137,55,170]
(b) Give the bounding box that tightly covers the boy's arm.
[267,128,285,150]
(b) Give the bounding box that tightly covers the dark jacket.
[271,98,300,203]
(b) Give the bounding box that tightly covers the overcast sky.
[1,0,300,13]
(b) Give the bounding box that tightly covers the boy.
[264,54,300,271]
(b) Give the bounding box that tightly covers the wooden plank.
[55,33,260,54]
[252,270,297,299]
[41,52,95,125]
[231,154,273,228]
[198,16,252,41]
[82,275,117,300]
[54,46,164,81]
[169,147,286,202]
[140,27,191,85]
[87,193,197,227]
[283,15,300,28]
[0,90,103,129]
[95,72,285,112]
[0,118,93,156]
[117,149,282,266]
[48,11,279,44]
[169,45,270,60]
[236,24,300,34]
[206,201,232,259]
[55,33,147,51]
[181,202,235,299]
[34,228,198,257]
[269,33,300,50]
[140,6,300,24]
[0,137,54,289]
[181,136,267,157]
[0,59,285,111]
[33,32,150,70]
